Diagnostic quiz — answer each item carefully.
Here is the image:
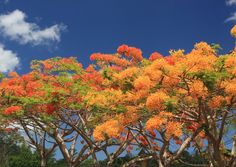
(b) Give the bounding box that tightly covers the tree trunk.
[40,158,46,167]
[231,135,236,156]
[158,160,165,167]
[229,135,236,166]
[39,151,47,167]
[212,145,225,167]
[140,160,147,167]
[107,160,114,167]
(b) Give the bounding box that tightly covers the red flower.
[149,130,156,138]
[149,52,163,61]
[117,44,143,61]
[3,106,22,115]
[117,44,129,54]
[165,57,175,65]
[174,139,182,145]
[46,104,57,114]
[5,128,13,132]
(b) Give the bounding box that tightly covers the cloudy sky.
[0,0,235,73]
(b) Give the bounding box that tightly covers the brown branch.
[121,155,153,167]
[178,159,208,167]
[167,125,203,164]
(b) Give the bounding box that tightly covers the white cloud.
[0,10,66,46]
[0,44,19,72]
[226,0,236,6]
[225,12,236,22]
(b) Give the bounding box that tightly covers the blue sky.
[0,0,235,74]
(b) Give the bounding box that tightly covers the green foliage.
[194,71,218,91]
[115,104,127,114]
[102,68,113,80]
[121,80,134,93]
[9,145,40,167]
[0,73,5,80]
[173,151,208,167]
[164,98,177,112]
[210,43,222,53]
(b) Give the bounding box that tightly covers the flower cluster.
[231,25,236,38]
[117,44,143,62]
[149,52,163,61]
[146,112,182,139]
[90,53,131,67]
[93,120,123,141]
[189,80,208,99]
[134,76,152,90]
[3,106,22,115]
[146,91,170,111]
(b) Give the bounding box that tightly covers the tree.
[0,57,105,167]
[9,144,41,167]
[87,41,236,166]
[0,128,21,167]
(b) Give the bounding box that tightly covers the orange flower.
[42,60,53,70]
[194,42,215,55]
[149,52,163,61]
[189,80,208,99]
[134,76,152,90]
[3,106,22,115]
[174,138,183,145]
[86,65,95,72]
[144,66,162,81]
[138,136,148,146]
[146,116,166,131]
[224,80,236,95]
[231,25,236,38]
[129,47,143,62]
[8,71,19,78]
[117,44,129,54]
[208,96,224,109]
[165,57,175,65]
[117,44,143,62]
[225,56,236,68]
[166,121,182,139]
[118,107,139,125]
[90,53,131,67]
[114,67,138,80]
[199,131,206,138]
[93,120,123,141]
[146,91,169,111]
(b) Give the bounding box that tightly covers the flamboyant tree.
[84,44,204,167]
[0,57,105,167]
[86,28,236,166]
